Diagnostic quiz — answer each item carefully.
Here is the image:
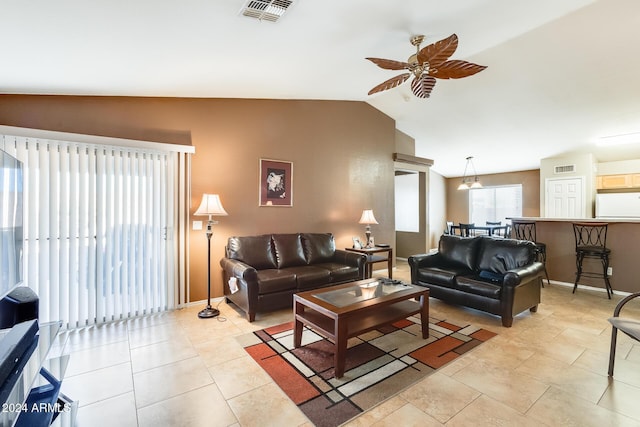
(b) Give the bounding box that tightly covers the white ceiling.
[2,0,640,177]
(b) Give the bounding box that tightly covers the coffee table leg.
[335,319,348,378]
[419,294,429,339]
[294,302,303,348]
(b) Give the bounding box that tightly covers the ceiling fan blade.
[411,75,436,98]
[365,57,409,70]
[430,60,487,79]
[368,73,411,95]
[417,34,458,66]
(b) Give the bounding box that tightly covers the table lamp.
[194,194,228,319]
[359,209,378,248]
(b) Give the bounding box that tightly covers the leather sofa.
[408,234,544,327]
[220,233,366,321]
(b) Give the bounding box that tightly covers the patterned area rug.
[238,315,496,427]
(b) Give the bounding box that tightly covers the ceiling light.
[457,156,482,190]
[596,132,640,146]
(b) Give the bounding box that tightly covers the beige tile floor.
[59,262,640,426]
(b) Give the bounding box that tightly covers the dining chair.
[608,292,640,376]
[444,221,454,235]
[458,223,475,237]
[486,221,505,237]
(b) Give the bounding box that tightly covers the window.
[1,131,193,328]
[469,185,522,225]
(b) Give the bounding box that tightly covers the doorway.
[545,177,585,218]
[394,169,427,258]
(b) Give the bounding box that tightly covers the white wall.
[597,159,640,175]
[540,153,595,218]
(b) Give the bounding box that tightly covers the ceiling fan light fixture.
[366,33,487,99]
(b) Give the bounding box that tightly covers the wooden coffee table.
[293,278,429,378]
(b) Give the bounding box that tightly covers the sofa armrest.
[220,257,258,283]
[331,249,365,267]
[331,250,367,279]
[408,252,442,268]
[502,262,544,287]
[408,252,443,283]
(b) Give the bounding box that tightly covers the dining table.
[450,224,510,237]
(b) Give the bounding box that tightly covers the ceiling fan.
[366,34,487,99]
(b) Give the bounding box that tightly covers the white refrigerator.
[596,192,640,218]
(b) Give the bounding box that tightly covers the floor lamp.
[195,194,228,319]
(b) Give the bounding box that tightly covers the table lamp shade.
[359,209,378,225]
[195,194,228,217]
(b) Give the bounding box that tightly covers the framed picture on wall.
[259,158,293,207]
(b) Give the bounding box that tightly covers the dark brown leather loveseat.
[409,234,544,327]
[220,233,366,321]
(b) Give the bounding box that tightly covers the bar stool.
[572,222,612,298]
[512,221,550,286]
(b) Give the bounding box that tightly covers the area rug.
[238,315,496,427]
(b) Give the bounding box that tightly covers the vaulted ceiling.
[1,0,639,177]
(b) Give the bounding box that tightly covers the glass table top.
[312,279,415,307]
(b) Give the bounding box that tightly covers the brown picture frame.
[259,158,293,207]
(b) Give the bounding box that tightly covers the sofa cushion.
[315,262,361,282]
[284,266,332,290]
[273,234,306,268]
[438,235,481,271]
[455,276,502,299]
[416,266,468,287]
[301,233,336,264]
[256,269,297,294]
[477,237,535,274]
[227,235,277,270]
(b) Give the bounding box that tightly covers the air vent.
[241,0,293,22]
[554,164,576,174]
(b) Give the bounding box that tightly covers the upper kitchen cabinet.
[596,173,640,190]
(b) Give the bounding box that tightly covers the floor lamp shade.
[194,194,227,319]
[195,194,228,218]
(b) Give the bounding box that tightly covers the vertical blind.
[1,132,192,328]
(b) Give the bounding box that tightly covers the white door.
[546,177,584,218]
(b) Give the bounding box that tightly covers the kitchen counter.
[512,217,640,223]
[510,218,640,294]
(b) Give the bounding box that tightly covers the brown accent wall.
[0,95,397,302]
[446,169,541,224]
[523,219,639,293]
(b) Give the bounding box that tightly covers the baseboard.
[546,280,628,297]
[181,296,226,308]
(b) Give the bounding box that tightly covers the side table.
[345,246,393,279]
